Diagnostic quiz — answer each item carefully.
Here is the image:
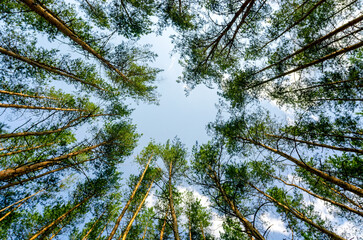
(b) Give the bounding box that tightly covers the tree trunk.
[0,157,96,190]
[168,161,181,240]
[0,189,44,213]
[141,220,149,240]
[207,165,265,240]
[159,206,169,240]
[255,14,363,75]
[0,140,112,181]
[107,154,153,240]
[200,222,206,240]
[96,214,114,240]
[269,173,363,217]
[265,133,363,154]
[0,103,87,112]
[29,194,94,240]
[19,0,132,85]
[0,46,109,92]
[188,215,192,240]
[249,41,363,89]
[0,89,59,100]
[120,179,154,240]
[238,136,363,197]
[0,201,24,222]
[82,209,107,240]
[250,184,346,240]
[0,142,56,158]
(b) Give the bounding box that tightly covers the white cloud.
[260,212,289,235]
[306,199,335,221]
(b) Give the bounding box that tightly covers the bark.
[141,221,149,240]
[265,133,363,154]
[0,142,56,158]
[188,215,192,240]
[269,174,363,217]
[96,214,114,240]
[48,225,64,240]
[255,14,363,75]
[0,103,87,112]
[281,78,361,94]
[168,161,181,240]
[0,157,96,190]
[82,209,107,240]
[160,206,169,240]
[0,46,109,92]
[120,179,154,240]
[0,201,24,222]
[107,154,153,240]
[250,184,346,240]
[0,90,59,100]
[200,222,206,240]
[29,194,94,240]
[0,189,44,213]
[205,0,253,61]
[19,0,132,85]
[237,136,363,197]
[0,140,112,181]
[249,41,363,89]
[207,165,265,240]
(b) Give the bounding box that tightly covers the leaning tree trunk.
[207,165,265,240]
[168,161,181,240]
[29,194,94,240]
[120,179,154,240]
[250,183,346,240]
[107,154,153,240]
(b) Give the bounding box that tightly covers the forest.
[0,0,362,239]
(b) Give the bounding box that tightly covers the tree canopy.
[0,0,362,239]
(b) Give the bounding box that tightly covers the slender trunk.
[168,161,181,240]
[0,46,109,92]
[255,14,363,75]
[0,201,24,222]
[0,103,87,112]
[311,98,363,102]
[121,179,154,240]
[0,140,112,181]
[141,220,149,240]
[0,157,96,190]
[160,207,169,240]
[0,113,112,139]
[238,136,363,197]
[207,165,265,240]
[265,133,363,154]
[320,180,363,210]
[258,0,327,50]
[0,90,59,100]
[19,0,132,85]
[29,194,94,240]
[269,174,363,217]
[48,225,64,240]
[82,209,108,240]
[96,214,114,240]
[205,0,252,61]
[200,222,206,240]
[0,189,44,213]
[188,215,192,240]
[281,78,362,94]
[107,154,153,240]
[249,41,363,89]
[0,142,56,158]
[250,184,346,240]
